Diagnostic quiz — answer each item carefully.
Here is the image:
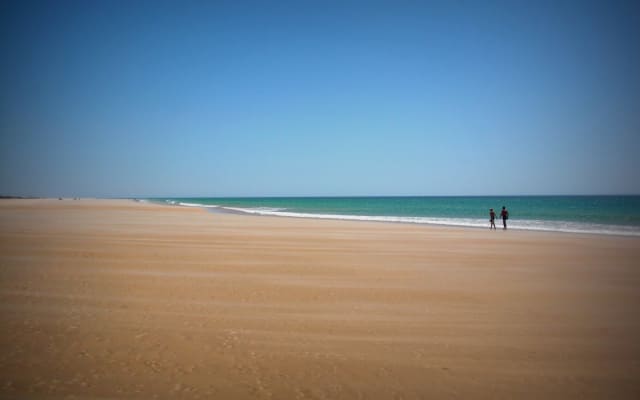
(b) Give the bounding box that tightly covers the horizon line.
[130,193,640,199]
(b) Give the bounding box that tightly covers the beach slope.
[1,199,639,399]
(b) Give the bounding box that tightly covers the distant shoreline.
[149,196,640,238]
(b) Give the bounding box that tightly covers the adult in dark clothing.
[500,206,509,230]
[489,208,496,230]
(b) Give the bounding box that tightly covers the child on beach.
[489,208,496,230]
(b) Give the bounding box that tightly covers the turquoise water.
[150,196,640,236]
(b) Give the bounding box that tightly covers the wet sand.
[1,199,639,399]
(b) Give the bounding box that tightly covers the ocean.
[150,196,640,236]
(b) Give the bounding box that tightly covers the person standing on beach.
[500,206,509,229]
[489,208,496,230]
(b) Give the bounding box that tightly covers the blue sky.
[1,0,639,197]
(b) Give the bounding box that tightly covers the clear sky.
[1,0,639,197]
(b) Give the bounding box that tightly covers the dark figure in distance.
[489,208,496,230]
[500,206,509,230]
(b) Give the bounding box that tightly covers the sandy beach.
[0,199,639,399]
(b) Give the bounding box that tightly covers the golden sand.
[1,199,639,399]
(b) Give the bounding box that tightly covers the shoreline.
[6,197,640,238]
[150,199,640,239]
